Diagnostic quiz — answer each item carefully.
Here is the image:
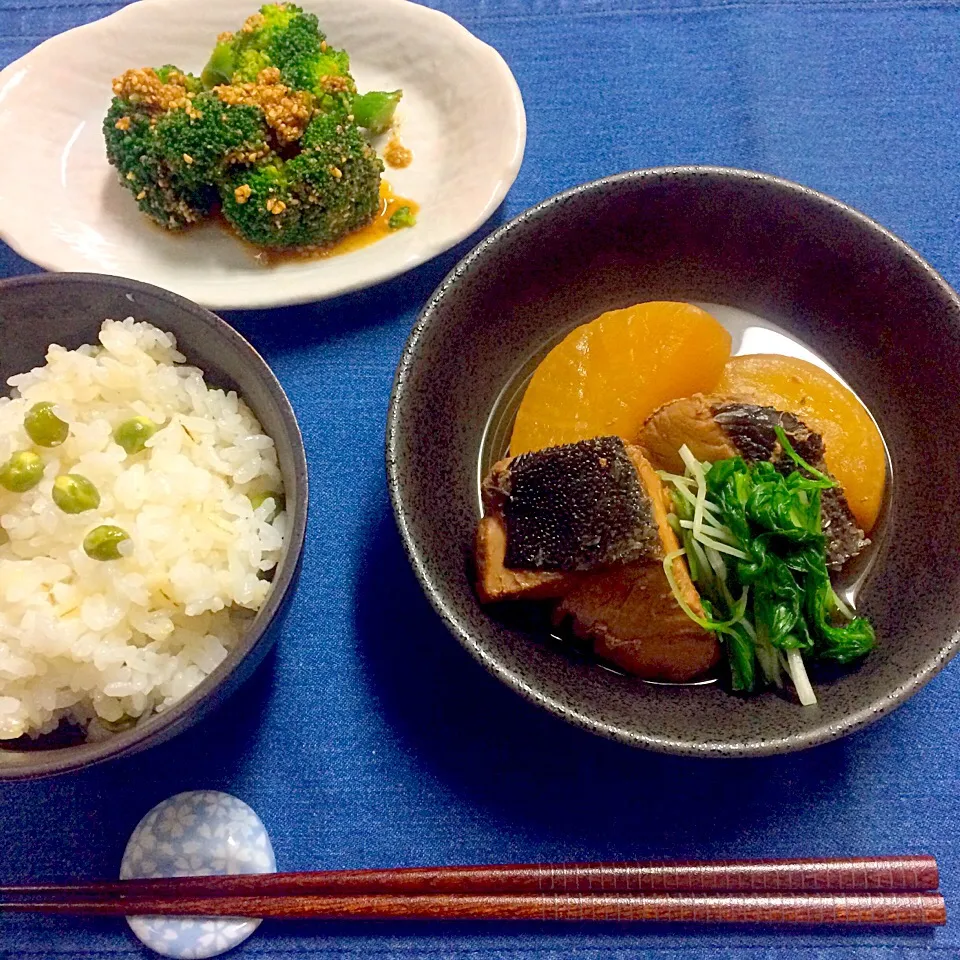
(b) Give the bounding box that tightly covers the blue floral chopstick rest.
[120,790,276,959]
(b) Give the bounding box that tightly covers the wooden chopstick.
[1,856,939,901]
[0,858,944,925]
[0,891,946,925]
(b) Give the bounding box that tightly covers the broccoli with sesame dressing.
[220,112,383,247]
[155,64,203,92]
[202,4,354,107]
[104,69,272,228]
[202,4,402,130]
[104,4,410,247]
[103,72,216,228]
[152,93,271,189]
[219,159,297,245]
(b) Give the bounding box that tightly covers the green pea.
[113,416,159,454]
[83,525,130,561]
[248,490,285,520]
[0,451,44,492]
[24,402,69,447]
[52,474,101,514]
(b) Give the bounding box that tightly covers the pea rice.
[0,318,286,741]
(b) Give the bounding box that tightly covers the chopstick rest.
[120,791,275,960]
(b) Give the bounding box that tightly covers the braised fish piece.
[639,395,868,568]
[476,436,662,603]
[475,437,719,682]
[494,436,661,571]
[474,513,579,604]
[554,450,721,682]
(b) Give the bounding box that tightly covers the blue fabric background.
[1,0,959,957]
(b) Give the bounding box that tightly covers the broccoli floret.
[219,159,297,245]
[352,90,402,135]
[388,205,416,230]
[200,6,403,131]
[155,64,203,93]
[220,113,382,247]
[152,93,270,189]
[104,68,271,229]
[202,3,355,111]
[103,95,214,228]
[296,46,352,104]
[207,3,303,84]
[264,10,352,95]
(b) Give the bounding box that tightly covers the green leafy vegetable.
[661,427,875,705]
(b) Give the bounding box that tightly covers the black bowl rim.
[385,164,960,757]
[0,272,309,779]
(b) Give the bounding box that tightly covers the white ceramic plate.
[0,0,525,309]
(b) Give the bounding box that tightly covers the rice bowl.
[0,317,287,741]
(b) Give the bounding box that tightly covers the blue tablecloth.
[2,0,960,957]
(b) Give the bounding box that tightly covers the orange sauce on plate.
[244,181,418,265]
[321,181,417,257]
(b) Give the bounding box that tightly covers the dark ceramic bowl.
[0,273,307,779]
[387,166,960,757]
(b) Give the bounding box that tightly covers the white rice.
[0,318,286,741]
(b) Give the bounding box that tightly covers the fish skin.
[475,440,719,682]
[639,395,868,569]
[497,436,661,572]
